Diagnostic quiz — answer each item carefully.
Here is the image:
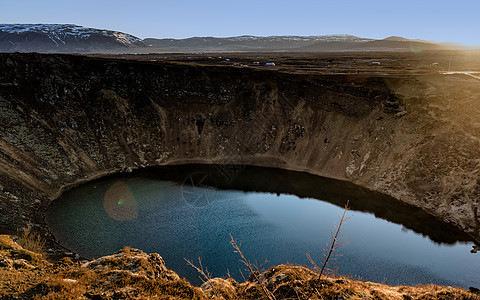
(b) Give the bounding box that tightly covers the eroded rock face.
[0,53,479,242]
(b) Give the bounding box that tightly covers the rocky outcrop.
[0,53,479,242]
[0,235,43,269]
[81,247,180,281]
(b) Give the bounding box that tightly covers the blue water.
[46,174,480,288]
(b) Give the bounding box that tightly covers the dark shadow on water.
[132,164,472,245]
[46,163,479,288]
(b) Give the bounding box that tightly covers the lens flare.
[103,180,138,221]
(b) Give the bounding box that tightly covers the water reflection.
[46,164,479,288]
[142,164,473,245]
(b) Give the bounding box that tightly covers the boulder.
[81,246,180,281]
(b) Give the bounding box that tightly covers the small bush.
[16,222,46,256]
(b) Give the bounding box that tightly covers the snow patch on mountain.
[201,34,372,43]
[0,24,143,47]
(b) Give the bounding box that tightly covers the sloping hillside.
[0,24,147,53]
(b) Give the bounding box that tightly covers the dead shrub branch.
[184,257,212,283]
[229,233,276,300]
[306,200,351,299]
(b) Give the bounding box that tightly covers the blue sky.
[2,0,480,46]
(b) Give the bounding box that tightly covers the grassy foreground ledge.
[0,235,478,299]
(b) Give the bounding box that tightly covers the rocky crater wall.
[0,53,479,242]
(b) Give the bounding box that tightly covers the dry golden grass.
[1,236,479,300]
[16,222,46,257]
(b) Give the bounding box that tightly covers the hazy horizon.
[3,0,480,47]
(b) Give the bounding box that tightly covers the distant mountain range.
[144,34,374,51]
[0,24,461,53]
[0,24,147,53]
